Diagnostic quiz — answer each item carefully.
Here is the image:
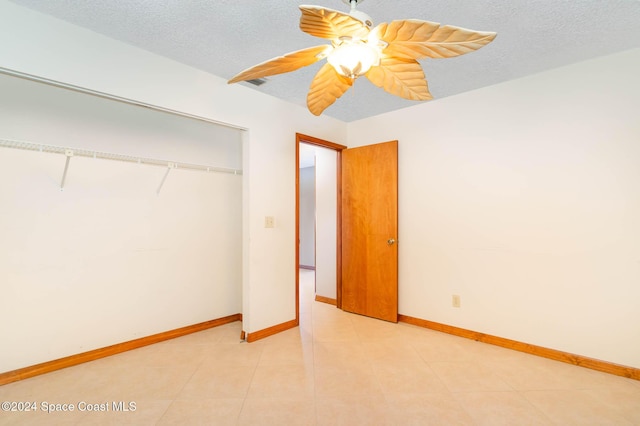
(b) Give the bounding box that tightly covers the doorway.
[295,134,399,324]
[295,134,346,322]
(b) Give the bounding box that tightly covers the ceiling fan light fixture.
[327,38,380,78]
[228,4,497,116]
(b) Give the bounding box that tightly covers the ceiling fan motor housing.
[349,9,373,28]
[342,0,373,28]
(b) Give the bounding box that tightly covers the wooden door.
[341,141,398,322]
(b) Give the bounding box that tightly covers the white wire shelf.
[0,138,242,175]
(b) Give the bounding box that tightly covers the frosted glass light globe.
[327,39,380,78]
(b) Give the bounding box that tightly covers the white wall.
[0,0,347,368]
[0,66,245,373]
[299,166,315,267]
[315,148,338,300]
[4,0,637,372]
[0,149,242,372]
[0,73,242,167]
[347,49,640,369]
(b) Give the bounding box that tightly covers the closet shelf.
[0,138,242,175]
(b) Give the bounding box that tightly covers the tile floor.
[1,269,639,425]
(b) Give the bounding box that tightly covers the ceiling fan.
[228,0,497,116]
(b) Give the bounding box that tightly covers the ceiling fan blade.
[299,5,369,39]
[373,20,497,60]
[228,45,331,84]
[307,62,353,116]
[365,57,432,101]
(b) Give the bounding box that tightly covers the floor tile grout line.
[154,339,212,424]
[233,343,265,424]
[517,388,572,425]
[449,389,556,425]
[307,274,321,425]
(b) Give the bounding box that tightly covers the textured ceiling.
[9,0,640,122]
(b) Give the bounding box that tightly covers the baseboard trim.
[398,315,639,381]
[315,295,337,306]
[299,265,316,270]
[0,313,242,386]
[246,319,298,343]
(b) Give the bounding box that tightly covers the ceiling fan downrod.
[343,0,364,12]
[343,0,373,28]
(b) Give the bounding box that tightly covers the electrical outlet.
[264,216,275,228]
[452,295,461,308]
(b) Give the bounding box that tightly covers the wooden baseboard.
[398,315,639,381]
[299,265,316,270]
[246,319,298,343]
[315,295,337,306]
[0,313,242,386]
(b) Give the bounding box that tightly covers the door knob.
[387,238,396,245]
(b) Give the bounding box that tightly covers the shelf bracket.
[60,149,74,190]
[156,162,176,195]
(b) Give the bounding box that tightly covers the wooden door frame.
[295,133,347,322]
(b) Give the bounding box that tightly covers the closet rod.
[0,139,242,175]
[0,67,248,132]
